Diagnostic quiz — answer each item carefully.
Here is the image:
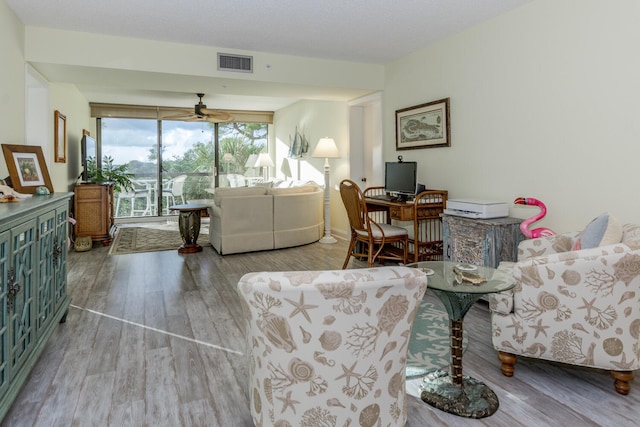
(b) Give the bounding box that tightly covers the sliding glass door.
[101,118,159,217]
[100,117,268,218]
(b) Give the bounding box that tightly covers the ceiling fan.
[164,93,233,122]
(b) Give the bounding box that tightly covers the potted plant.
[86,155,134,193]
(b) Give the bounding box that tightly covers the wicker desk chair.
[339,179,408,268]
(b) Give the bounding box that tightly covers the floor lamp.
[312,137,340,244]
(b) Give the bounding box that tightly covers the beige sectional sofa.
[208,182,324,254]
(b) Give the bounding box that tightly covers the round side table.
[169,203,210,254]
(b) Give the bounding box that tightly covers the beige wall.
[274,100,350,238]
[0,3,91,192]
[384,0,640,232]
[0,2,25,178]
[48,82,92,191]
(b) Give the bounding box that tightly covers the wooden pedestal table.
[169,203,209,254]
[406,261,515,419]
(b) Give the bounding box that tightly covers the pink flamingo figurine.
[514,197,555,238]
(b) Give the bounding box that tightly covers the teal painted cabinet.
[0,193,72,421]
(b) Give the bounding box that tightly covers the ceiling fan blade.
[200,108,234,121]
[164,109,196,120]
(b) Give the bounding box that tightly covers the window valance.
[90,103,274,124]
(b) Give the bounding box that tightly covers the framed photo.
[54,110,66,163]
[1,144,53,194]
[396,98,450,150]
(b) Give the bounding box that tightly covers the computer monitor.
[384,161,417,200]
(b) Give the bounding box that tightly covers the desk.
[407,261,514,418]
[365,189,447,262]
[169,203,209,253]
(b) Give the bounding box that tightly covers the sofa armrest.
[492,243,637,315]
[509,244,639,312]
[209,194,274,254]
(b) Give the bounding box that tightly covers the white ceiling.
[7,0,531,111]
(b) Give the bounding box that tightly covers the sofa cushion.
[572,213,623,250]
[213,186,267,206]
[266,183,319,195]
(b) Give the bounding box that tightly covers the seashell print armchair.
[490,222,640,395]
[237,266,427,426]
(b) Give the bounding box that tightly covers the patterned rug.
[109,224,210,255]
[406,300,468,378]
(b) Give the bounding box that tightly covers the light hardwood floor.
[2,237,637,426]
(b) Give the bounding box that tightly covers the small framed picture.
[54,110,66,163]
[1,144,53,194]
[396,98,450,150]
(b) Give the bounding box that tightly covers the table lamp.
[255,152,274,181]
[312,137,340,244]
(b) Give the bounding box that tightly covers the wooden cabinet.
[74,183,114,245]
[442,215,524,268]
[0,194,72,420]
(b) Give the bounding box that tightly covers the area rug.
[406,300,468,378]
[109,224,210,255]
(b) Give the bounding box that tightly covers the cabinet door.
[8,219,37,374]
[0,230,10,400]
[54,206,69,314]
[444,219,490,266]
[36,210,57,335]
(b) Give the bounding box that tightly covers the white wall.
[48,82,92,191]
[1,3,91,192]
[384,0,640,232]
[274,100,350,238]
[0,1,25,178]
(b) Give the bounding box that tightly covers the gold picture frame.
[396,98,450,150]
[2,144,53,194]
[54,110,66,163]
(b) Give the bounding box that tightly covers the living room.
[1,0,637,236]
[1,0,638,425]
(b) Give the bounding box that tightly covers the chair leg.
[497,351,517,377]
[402,238,408,264]
[611,370,633,395]
[342,238,357,269]
[367,241,376,267]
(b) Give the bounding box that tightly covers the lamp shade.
[255,152,275,168]
[312,137,340,159]
[244,154,258,168]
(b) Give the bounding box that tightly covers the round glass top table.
[405,261,515,419]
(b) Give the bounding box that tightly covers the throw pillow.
[572,213,623,250]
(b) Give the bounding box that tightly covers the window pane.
[101,118,158,217]
[160,121,215,213]
[218,122,268,188]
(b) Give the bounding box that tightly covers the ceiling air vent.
[217,53,253,73]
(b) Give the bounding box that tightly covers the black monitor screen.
[384,161,417,196]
